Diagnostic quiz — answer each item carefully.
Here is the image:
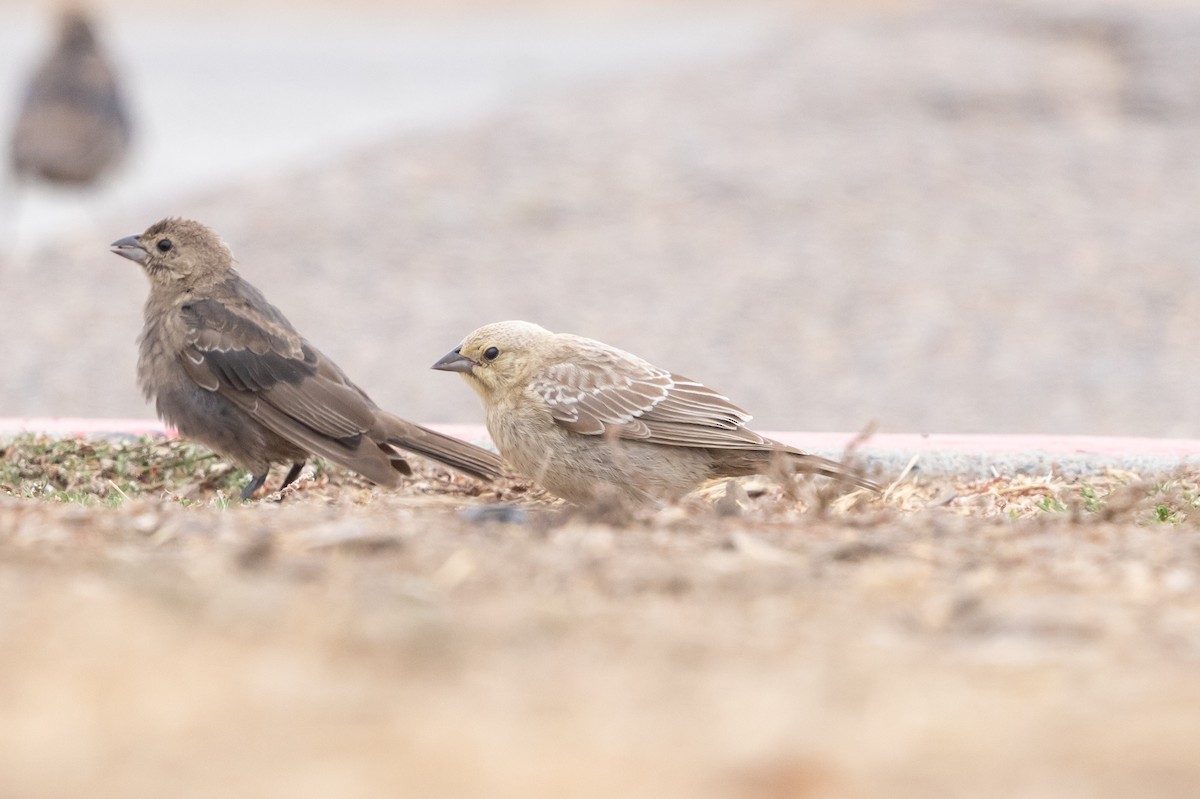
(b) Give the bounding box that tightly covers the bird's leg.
[279,461,306,491]
[241,472,268,500]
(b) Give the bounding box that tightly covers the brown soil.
[3,441,1200,798]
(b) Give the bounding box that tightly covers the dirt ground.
[3,436,1200,798]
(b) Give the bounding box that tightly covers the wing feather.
[529,343,770,450]
[177,293,378,443]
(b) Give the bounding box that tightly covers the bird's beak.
[110,235,149,264]
[431,349,477,374]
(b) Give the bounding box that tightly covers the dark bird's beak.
[432,349,476,374]
[110,235,148,264]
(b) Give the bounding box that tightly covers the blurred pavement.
[4,0,1200,439]
[0,4,772,246]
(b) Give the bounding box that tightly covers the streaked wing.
[530,345,767,450]
[178,294,377,440]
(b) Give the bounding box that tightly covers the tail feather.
[379,413,507,482]
[788,452,881,493]
[712,445,880,493]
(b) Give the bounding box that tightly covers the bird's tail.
[378,413,507,482]
[785,452,881,493]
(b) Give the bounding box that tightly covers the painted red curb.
[0,418,491,444]
[0,418,176,437]
[3,418,1200,457]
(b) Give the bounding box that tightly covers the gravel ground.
[5,0,1200,438]
[4,436,1200,799]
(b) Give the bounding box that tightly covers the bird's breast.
[136,303,189,400]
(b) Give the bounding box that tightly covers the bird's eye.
[483,346,500,361]
[156,239,173,253]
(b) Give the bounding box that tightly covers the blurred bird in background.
[9,6,131,187]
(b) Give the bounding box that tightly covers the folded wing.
[529,345,776,451]
[177,292,409,485]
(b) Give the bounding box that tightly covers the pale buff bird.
[433,320,878,505]
[111,217,505,499]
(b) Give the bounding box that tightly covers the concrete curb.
[4,419,1198,478]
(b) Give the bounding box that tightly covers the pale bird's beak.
[110,235,149,264]
[431,349,476,374]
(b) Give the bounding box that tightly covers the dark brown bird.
[433,321,879,506]
[11,7,131,185]
[111,218,505,499]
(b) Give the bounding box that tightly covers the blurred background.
[2,0,1198,437]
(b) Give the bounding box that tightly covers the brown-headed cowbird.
[111,218,505,499]
[432,321,879,506]
[10,7,131,185]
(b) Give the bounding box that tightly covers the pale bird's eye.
[483,346,500,361]
[157,239,173,253]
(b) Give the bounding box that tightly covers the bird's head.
[110,218,234,291]
[432,320,553,400]
[58,9,98,54]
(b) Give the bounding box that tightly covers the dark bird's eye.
[483,346,500,361]
[156,239,173,253]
